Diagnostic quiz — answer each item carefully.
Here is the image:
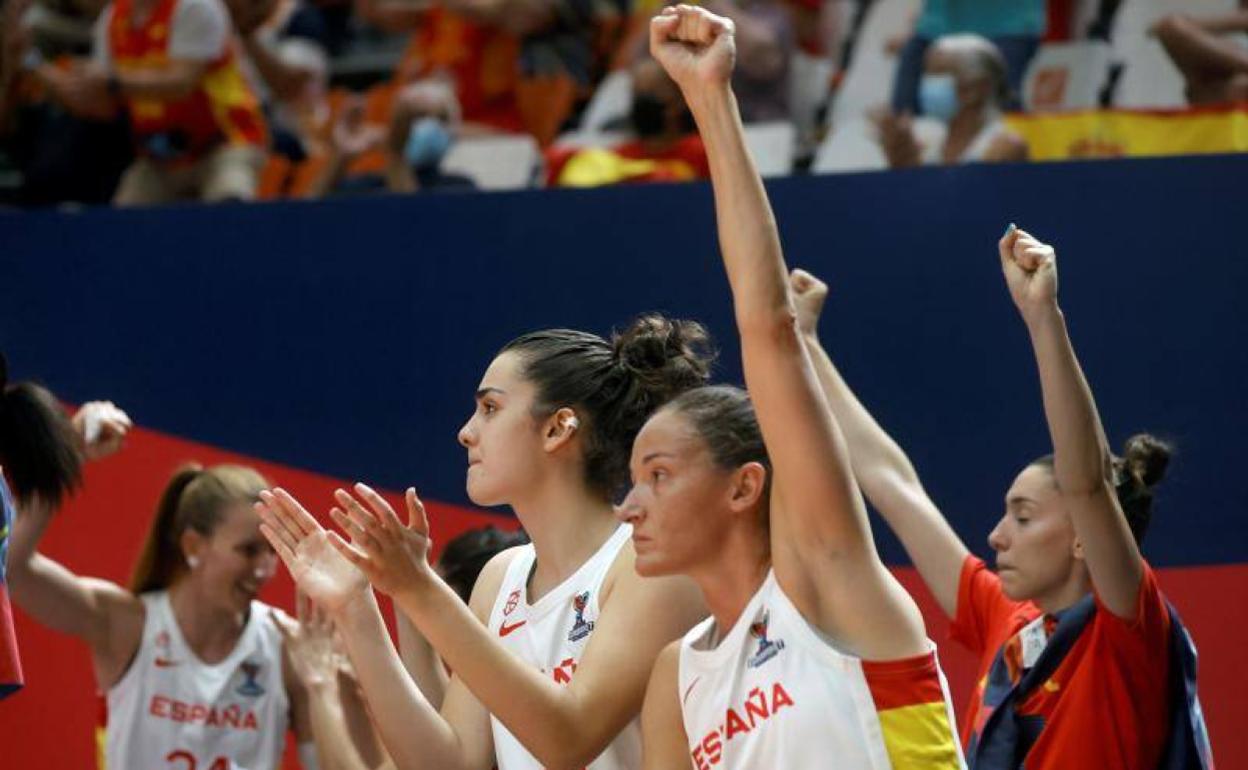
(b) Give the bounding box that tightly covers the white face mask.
[918,74,960,123]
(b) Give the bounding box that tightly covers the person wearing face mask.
[304,79,474,197]
[545,56,709,186]
[875,33,1027,169]
[890,0,1043,117]
[4,396,349,768]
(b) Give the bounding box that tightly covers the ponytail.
[129,464,203,594]
[128,463,269,594]
[0,352,82,509]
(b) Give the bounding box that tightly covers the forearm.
[800,331,967,614]
[1025,306,1111,493]
[304,681,386,770]
[116,66,201,100]
[685,84,790,332]
[1198,10,1248,33]
[244,36,310,102]
[333,595,469,770]
[395,581,594,769]
[396,611,448,709]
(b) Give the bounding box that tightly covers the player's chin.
[632,550,676,579]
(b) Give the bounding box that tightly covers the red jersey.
[951,555,1173,769]
[108,0,266,160]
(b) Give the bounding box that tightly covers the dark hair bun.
[611,314,714,398]
[1121,433,1171,489]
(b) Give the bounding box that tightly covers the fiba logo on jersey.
[504,589,521,616]
[236,661,265,697]
[746,611,785,669]
[567,591,595,642]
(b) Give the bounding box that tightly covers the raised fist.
[649,5,736,93]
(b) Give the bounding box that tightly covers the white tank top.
[678,572,965,770]
[486,523,640,770]
[104,591,290,770]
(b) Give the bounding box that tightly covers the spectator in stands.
[1153,4,1248,106]
[891,0,1043,115]
[31,0,269,205]
[546,55,708,186]
[875,34,1027,168]
[357,0,624,146]
[305,79,474,196]
[1,0,132,206]
[613,0,794,123]
[226,0,329,160]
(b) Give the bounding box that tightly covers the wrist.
[328,586,379,629]
[1023,302,1062,331]
[683,81,736,117]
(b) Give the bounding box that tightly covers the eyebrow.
[475,387,506,400]
[1006,495,1037,508]
[641,451,677,464]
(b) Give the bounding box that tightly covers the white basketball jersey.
[678,572,965,770]
[104,592,289,770]
[486,523,639,770]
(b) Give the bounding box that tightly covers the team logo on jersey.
[746,611,785,668]
[235,661,265,697]
[504,589,521,616]
[567,591,595,642]
[153,630,179,668]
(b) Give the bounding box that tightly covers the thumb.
[998,223,1019,266]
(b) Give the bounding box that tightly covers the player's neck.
[168,580,248,664]
[512,481,618,602]
[690,527,770,644]
[1033,569,1093,616]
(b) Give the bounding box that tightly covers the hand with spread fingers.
[327,484,438,601]
[790,268,829,338]
[255,488,371,615]
[999,223,1059,324]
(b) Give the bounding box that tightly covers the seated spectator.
[545,56,708,186]
[1153,4,1248,106]
[874,34,1027,168]
[357,0,624,146]
[611,0,794,123]
[227,0,329,160]
[30,0,269,204]
[305,79,475,196]
[891,0,1044,115]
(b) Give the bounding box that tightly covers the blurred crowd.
[0,0,1244,207]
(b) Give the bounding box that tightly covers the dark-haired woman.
[608,8,965,769]
[257,314,713,770]
[4,395,334,769]
[787,235,1213,769]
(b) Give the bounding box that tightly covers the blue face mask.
[404,117,452,170]
[918,74,960,123]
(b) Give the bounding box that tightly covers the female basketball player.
[6,406,334,770]
[611,7,965,768]
[256,315,712,770]
[786,236,1212,768]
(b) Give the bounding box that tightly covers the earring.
[187,555,200,569]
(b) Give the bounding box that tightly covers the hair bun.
[1122,433,1171,489]
[611,314,714,396]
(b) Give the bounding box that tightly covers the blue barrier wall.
[3,154,1244,566]
[2,154,1246,767]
